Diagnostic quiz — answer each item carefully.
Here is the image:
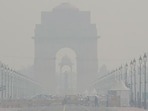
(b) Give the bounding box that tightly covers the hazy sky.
[0,0,148,71]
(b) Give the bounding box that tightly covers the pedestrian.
[86,96,89,106]
[62,96,67,105]
[95,96,98,107]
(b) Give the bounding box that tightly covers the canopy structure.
[108,80,130,107]
[109,80,130,91]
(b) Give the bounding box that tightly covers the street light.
[9,69,13,99]
[121,65,123,80]
[143,53,147,109]
[7,67,10,99]
[115,68,118,80]
[133,59,137,106]
[4,65,8,99]
[119,66,123,80]
[130,61,133,106]
[125,64,128,87]
[118,67,120,80]
[118,67,121,81]
[139,56,142,108]
[0,63,4,100]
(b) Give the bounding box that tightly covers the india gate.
[33,3,99,95]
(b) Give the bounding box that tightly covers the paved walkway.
[0,108,20,111]
[0,107,148,111]
[108,107,148,111]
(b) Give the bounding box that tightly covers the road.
[17,105,99,111]
[0,105,115,111]
[0,105,146,111]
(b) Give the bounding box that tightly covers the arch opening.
[55,48,77,95]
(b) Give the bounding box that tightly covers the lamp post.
[119,66,123,81]
[7,67,10,99]
[1,63,4,100]
[143,53,147,109]
[115,69,118,81]
[130,61,133,106]
[121,66,123,80]
[125,64,128,87]
[4,66,8,99]
[133,59,137,106]
[3,65,7,100]
[139,56,142,108]
[118,68,120,81]
[9,69,13,99]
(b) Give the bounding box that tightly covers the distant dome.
[53,2,78,11]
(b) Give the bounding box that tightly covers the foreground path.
[0,106,147,111]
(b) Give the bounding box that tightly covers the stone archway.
[34,3,99,94]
